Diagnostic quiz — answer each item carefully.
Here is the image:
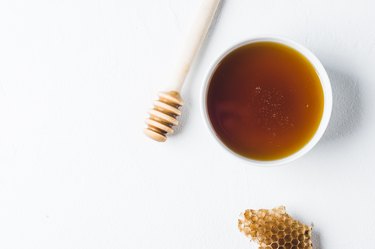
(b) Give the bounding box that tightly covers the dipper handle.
[172,0,221,91]
[145,0,221,142]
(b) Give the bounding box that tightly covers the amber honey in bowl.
[206,41,325,161]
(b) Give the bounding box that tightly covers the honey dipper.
[144,0,221,142]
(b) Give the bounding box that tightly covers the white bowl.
[201,36,332,166]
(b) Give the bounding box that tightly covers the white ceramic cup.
[201,36,332,166]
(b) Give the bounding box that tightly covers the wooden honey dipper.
[144,0,221,142]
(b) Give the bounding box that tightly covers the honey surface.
[207,42,324,161]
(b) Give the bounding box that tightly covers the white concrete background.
[0,0,374,248]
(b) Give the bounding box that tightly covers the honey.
[206,41,324,161]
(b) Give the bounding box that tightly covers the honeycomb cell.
[265,231,272,238]
[271,243,278,249]
[278,231,286,238]
[271,226,279,234]
[286,219,293,226]
[298,234,304,241]
[278,224,286,231]
[264,238,272,245]
[292,239,299,246]
[238,206,313,249]
[271,235,278,241]
[292,222,299,230]
[279,238,285,245]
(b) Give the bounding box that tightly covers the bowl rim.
[200,36,333,166]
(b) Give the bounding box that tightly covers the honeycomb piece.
[238,206,313,249]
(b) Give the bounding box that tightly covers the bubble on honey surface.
[250,86,295,131]
[238,206,313,249]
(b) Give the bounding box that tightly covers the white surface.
[0,0,374,248]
